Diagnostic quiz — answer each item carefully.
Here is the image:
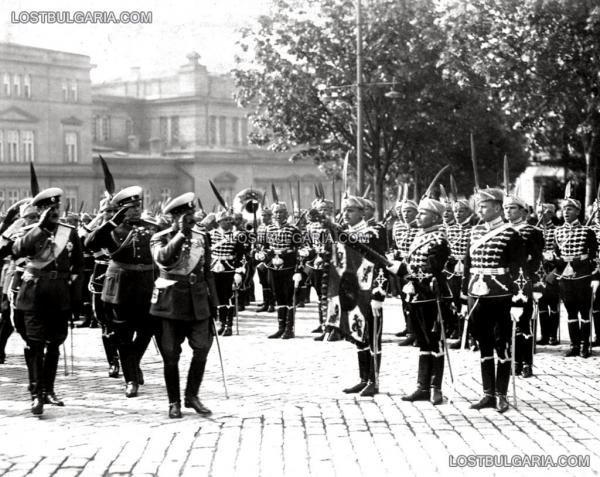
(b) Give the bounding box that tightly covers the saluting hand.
[111,207,129,225]
[178,214,194,237]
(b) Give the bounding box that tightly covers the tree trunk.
[375,173,384,221]
[584,132,598,212]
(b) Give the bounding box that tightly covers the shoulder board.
[58,222,75,230]
[21,223,37,232]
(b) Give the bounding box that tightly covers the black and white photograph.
[1,0,600,475]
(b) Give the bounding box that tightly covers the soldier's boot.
[592,311,600,346]
[223,306,234,337]
[398,313,415,346]
[402,353,431,401]
[565,318,581,357]
[548,309,560,345]
[133,329,153,385]
[256,288,272,313]
[342,350,370,393]
[581,318,591,358]
[430,354,445,405]
[359,353,381,397]
[521,333,533,377]
[24,346,34,392]
[268,307,287,339]
[470,358,496,409]
[312,304,324,333]
[120,345,139,397]
[281,306,295,339]
[495,359,511,413]
[536,310,550,345]
[327,327,342,342]
[42,345,64,406]
[184,352,211,415]
[29,345,44,415]
[217,306,227,335]
[267,290,276,313]
[163,354,181,412]
[0,313,13,363]
[102,334,120,378]
[296,285,307,307]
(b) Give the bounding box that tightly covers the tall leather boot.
[470,359,496,409]
[256,288,271,313]
[398,309,415,346]
[29,345,44,415]
[580,318,591,358]
[565,318,581,356]
[163,355,180,404]
[548,308,560,344]
[359,353,381,397]
[119,344,139,397]
[223,306,234,337]
[536,310,549,345]
[495,360,511,413]
[102,334,120,378]
[217,306,227,335]
[184,352,211,415]
[342,350,370,393]
[281,306,295,339]
[267,289,275,313]
[402,353,431,401]
[430,355,445,405]
[268,307,286,339]
[43,345,64,406]
[24,346,34,391]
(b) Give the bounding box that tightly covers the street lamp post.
[356,0,364,195]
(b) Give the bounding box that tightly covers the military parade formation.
[2,157,600,420]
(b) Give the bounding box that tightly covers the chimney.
[186,52,200,66]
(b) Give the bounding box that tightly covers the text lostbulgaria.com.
[10,11,153,24]
[449,454,591,468]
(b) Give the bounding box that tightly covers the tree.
[234,0,527,214]
[438,0,600,207]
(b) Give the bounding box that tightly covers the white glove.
[298,248,309,258]
[592,280,600,292]
[235,267,246,275]
[386,261,401,275]
[293,273,302,286]
[255,251,265,261]
[233,273,243,286]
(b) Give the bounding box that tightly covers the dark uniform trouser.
[559,279,592,348]
[354,299,383,386]
[591,287,600,343]
[0,294,13,360]
[538,281,560,341]
[157,318,213,403]
[92,290,119,368]
[257,265,273,307]
[515,298,534,366]
[214,272,235,331]
[470,297,512,397]
[308,267,324,325]
[105,303,155,384]
[411,301,444,390]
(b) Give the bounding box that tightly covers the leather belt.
[470,267,508,275]
[272,248,294,254]
[24,268,70,280]
[110,261,154,272]
[160,272,204,285]
[563,254,588,262]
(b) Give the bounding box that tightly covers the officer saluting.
[463,188,525,413]
[12,188,83,415]
[85,186,158,398]
[150,193,219,419]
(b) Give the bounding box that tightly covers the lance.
[297,180,302,211]
[30,161,40,196]
[210,318,229,399]
[503,155,510,195]
[288,181,295,211]
[470,132,480,192]
[342,151,349,196]
[99,155,116,195]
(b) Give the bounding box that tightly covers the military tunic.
[537,220,560,343]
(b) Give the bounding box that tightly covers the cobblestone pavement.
[1,298,600,477]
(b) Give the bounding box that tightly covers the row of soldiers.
[0,178,599,417]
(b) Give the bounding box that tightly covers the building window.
[232,118,240,146]
[3,74,9,96]
[125,119,133,137]
[7,189,19,207]
[101,116,110,141]
[64,188,78,212]
[170,116,179,145]
[159,116,168,142]
[62,81,68,101]
[21,130,34,162]
[13,74,21,96]
[209,116,217,146]
[219,116,226,145]
[7,130,19,162]
[70,81,78,102]
[65,132,78,163]
[23,74,31,98]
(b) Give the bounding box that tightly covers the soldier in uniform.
[588,208,600,347]
[389,198,420,346]
[150,193,219,418]
[536,203,561,346]
[12,188,83,415]
[388,197,451,404]
[209,209,244,337]
[259,201,302,339]
[503,195,544,378]
[550,193,597,358]
[80,197,120,378]
[255,207,275,313]
[463,188,525,413]
[85,186,159,397]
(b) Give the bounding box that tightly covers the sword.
[433,278,454,403]
[510,308,519,410]
[70,323,74,375]
[62,342,68,376]
[372,302,381,391]
[461,297,479,350]
[210,318,229,399]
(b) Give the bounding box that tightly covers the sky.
[1,0,272,82]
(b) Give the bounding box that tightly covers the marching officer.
[260,201,302,339]
[536,203,561,346]
[255,207,275,313]
[388,197,451,405]
[80,197,120,378]
[85,186,159,397]
[390,198,420,346]
[12,188,83,415]
[209,209,245,337]
[550,191,597,358]
[503,195,544,378]
[463,188,525,413]
[150,193,219,418]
